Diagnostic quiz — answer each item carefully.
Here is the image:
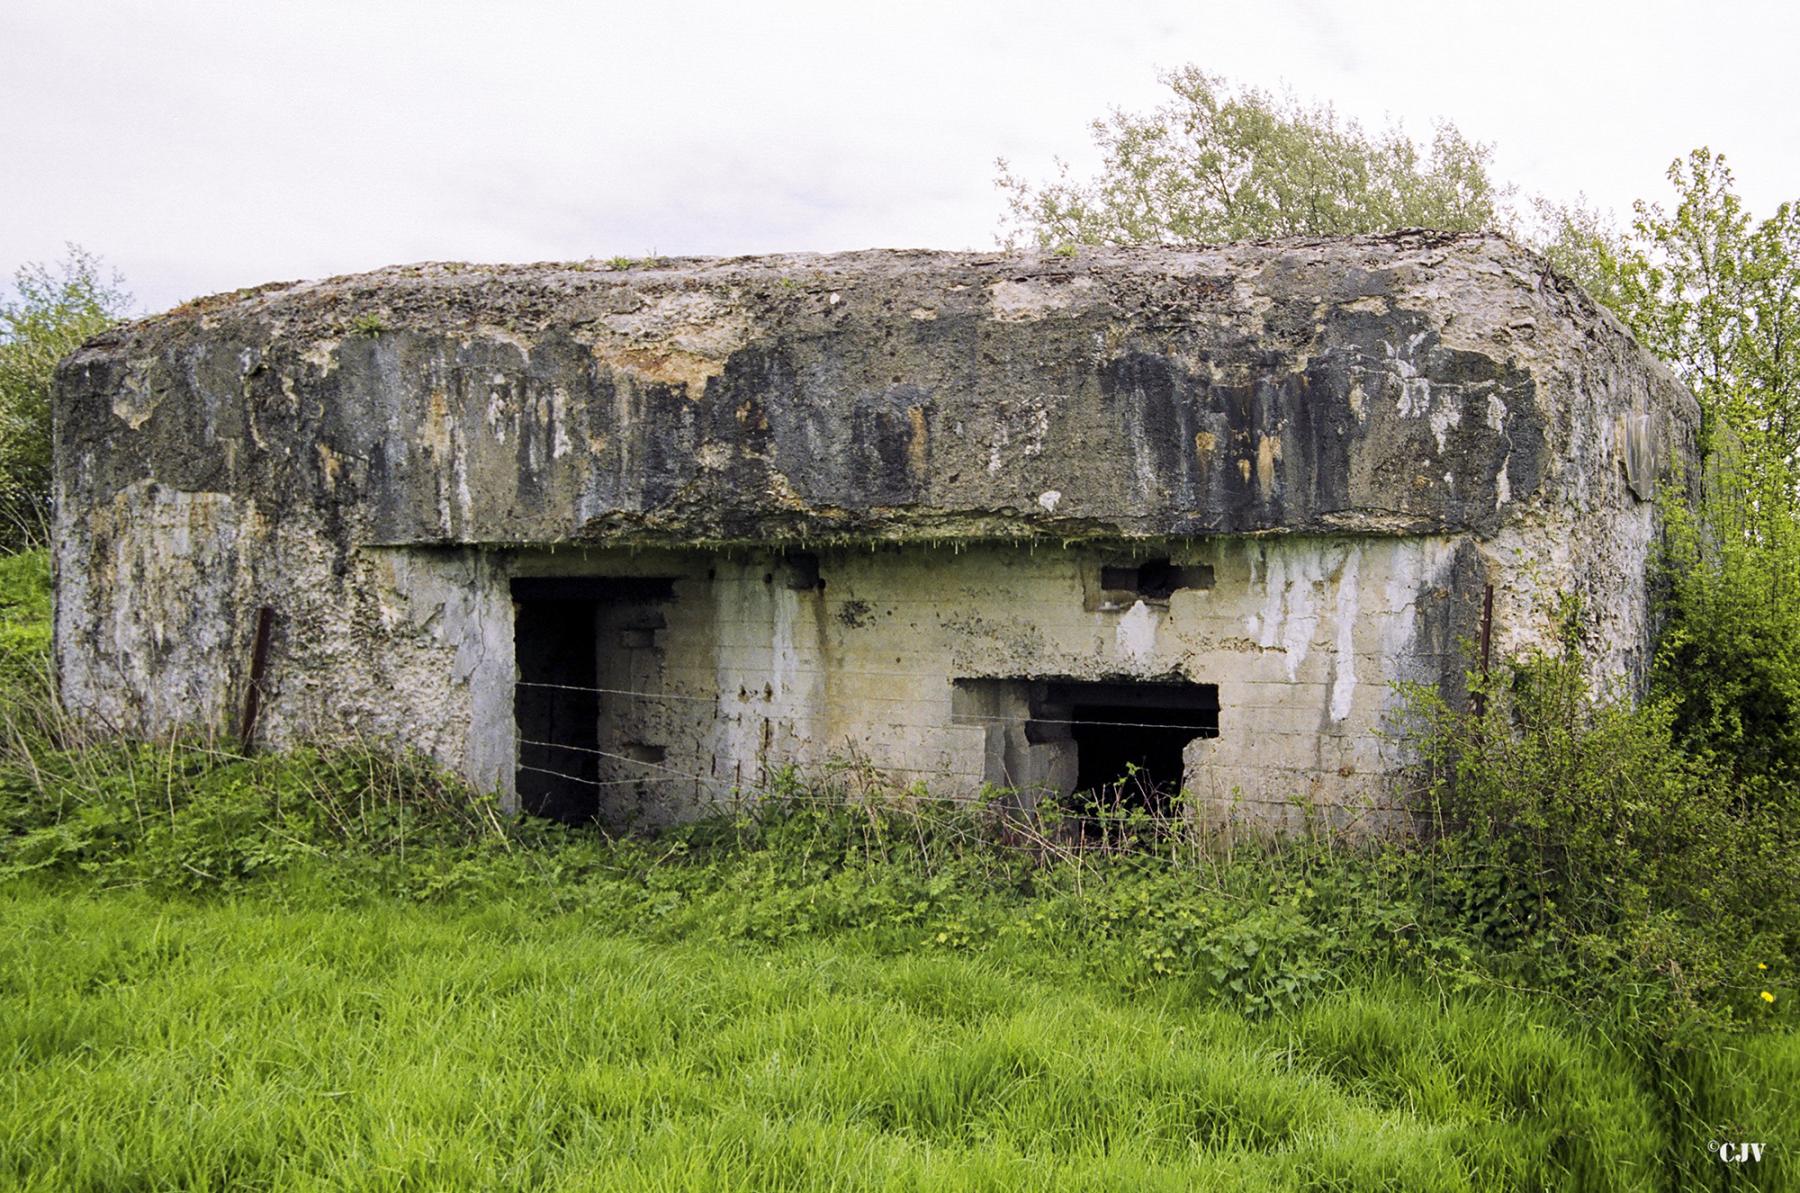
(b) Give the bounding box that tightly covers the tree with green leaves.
[1607,152,1799,481]
[995,66,1510,249]
[1530,194,1628,310]
[1556,152,1800,790]
[0,246,131,551]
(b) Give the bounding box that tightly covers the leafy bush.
[0,548,49,688]
[1401,624,1798,1030]
[1654,453,1800,799]
[1411,646,1728,927]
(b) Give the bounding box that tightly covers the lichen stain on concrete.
[1249,542,1326,682]
[602,346,728,396]
[1114,599,1160,666]
[1385,331,1434,418]
[315,443,342,491]
[1255,435,1281,501]
[1329,551,1360,723]
[1430,396,1463,454]
[110,379,158,430]
[1485,393,1508,432]
[906,405,928,481]
[989,276,1098,322]
[422,389,454,456]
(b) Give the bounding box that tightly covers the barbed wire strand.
[513,679,1227,735]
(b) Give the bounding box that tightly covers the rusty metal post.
[1473,584,1494,717]
[238,605,276,754]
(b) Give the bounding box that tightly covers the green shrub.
[1654,452,1800,799]
[1414,643,1729,923]
[1401,624,1797,1029]
[0,548,49,692]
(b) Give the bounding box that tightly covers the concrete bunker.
[51,233,1699,834]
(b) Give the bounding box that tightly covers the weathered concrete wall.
[51,232,1698,827]
[493,536,1494,831]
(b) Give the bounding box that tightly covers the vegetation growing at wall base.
[3,545,1798,1188]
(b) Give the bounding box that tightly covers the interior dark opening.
[512,576,677,825]
[1099,559,1214,600]
[1047,680,1219,815]
[513,590,599,824]
[780,551,824,591]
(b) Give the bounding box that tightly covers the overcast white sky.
[3,0,1796,314]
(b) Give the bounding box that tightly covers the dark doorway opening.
[513,590,599,824]
[512,576,679,826]
[1047,681,1218,816]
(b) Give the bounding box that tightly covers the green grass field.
[1,884,1794,1191]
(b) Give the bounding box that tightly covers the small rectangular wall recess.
[1098,559,1214,602]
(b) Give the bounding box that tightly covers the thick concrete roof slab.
[55,231,1696,548]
